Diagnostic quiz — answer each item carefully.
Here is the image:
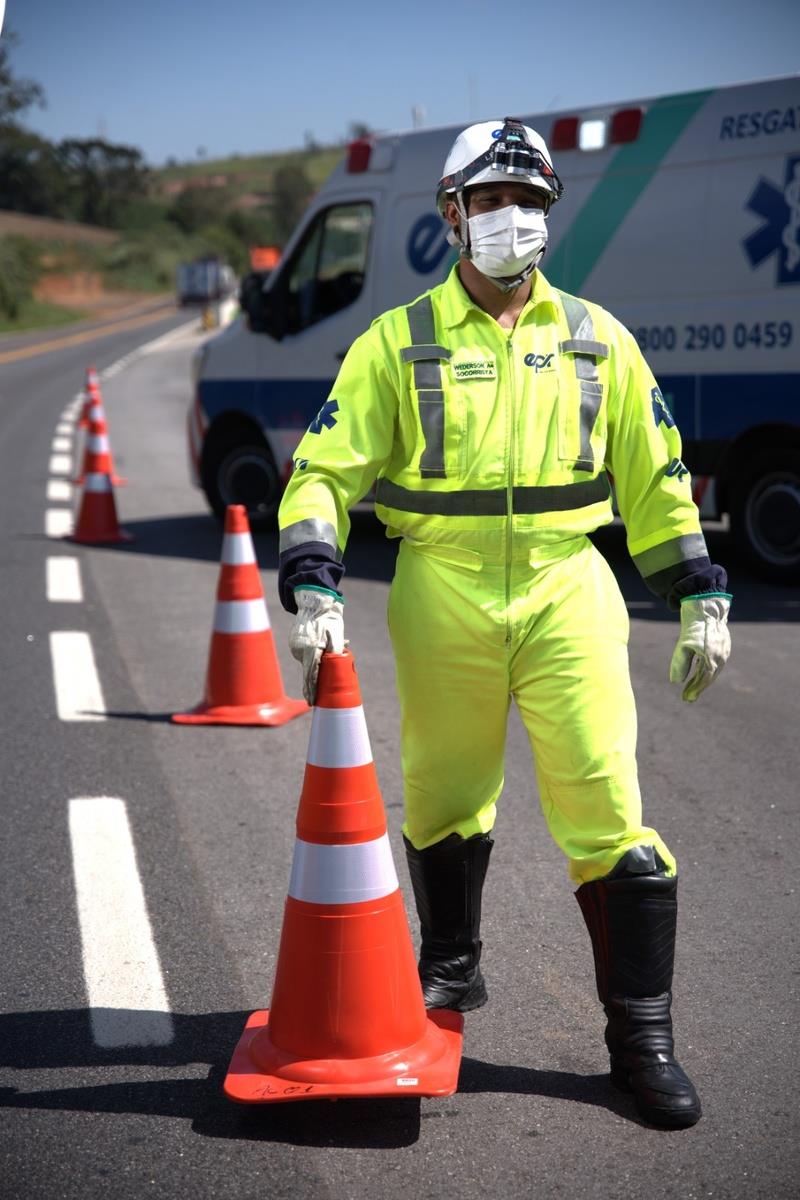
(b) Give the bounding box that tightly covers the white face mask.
[466,205,548,279]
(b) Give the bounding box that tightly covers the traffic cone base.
[69,472,133,545]
[172,696,308,726]
[224,1007,463,1103]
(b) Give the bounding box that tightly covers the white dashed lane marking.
[49,631,106,721]
[47,557,82,602]
[51,436,72,453]
[45,509,74,538]
[49,454,72,476]
[69,797,174,1047]
[47,480,72,502]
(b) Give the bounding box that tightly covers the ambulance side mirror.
[239,271,286,340]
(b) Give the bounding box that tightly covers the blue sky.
[4,0,799,165]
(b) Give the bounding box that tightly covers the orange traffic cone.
[70,472,133,545]
[172,505,308,727]
[75,401,126,486]
[79,367,101,429]
[223,649,464,1103]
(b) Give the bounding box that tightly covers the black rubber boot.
[404,832,493,1013]
[575,845,702,1129]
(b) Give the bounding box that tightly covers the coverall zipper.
[505,337,515,645]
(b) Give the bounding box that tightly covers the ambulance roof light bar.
[347,138,372,173]
[551,106,643,151]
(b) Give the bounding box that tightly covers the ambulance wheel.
[202,430,280,527]
[729,449,800,584]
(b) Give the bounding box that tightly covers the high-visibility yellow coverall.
[278,267,723,883]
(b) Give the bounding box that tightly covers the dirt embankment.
[33,271,154,317]
[0,210,160,319]
[0,210,120,245]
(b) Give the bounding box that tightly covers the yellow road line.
[0,306,179,366]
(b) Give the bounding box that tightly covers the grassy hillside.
[0,142,346,333]
[0,211,120,245]
[152,145,344,201]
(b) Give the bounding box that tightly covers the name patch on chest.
[451,356,497,382]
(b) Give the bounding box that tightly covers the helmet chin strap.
[451,187,546,293]
[481,249,544,293]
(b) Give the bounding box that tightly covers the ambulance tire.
[729,448,800,584]
[202,429,280,528]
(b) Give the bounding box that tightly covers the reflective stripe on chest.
[557,293,609,472]
[399,289,610,485]
[400,295,451,479]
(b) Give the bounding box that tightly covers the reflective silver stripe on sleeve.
[400,344,452,363]
[632,533,710,580]
[279,518,342,558]
[405,295,448,480]
[375,472,610,516]
[559,338,609,358]
[559,295,605,473]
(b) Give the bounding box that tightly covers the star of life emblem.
[742,155,800,285]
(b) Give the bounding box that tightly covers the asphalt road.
[1,313,798,1200]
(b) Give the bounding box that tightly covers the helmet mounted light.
[436,118,564,293]
[437,116,565,214]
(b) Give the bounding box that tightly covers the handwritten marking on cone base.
[253,1084,316,1098]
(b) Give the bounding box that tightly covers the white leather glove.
[289,587,345,705]
[669,594,731,702]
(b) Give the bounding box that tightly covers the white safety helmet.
[436,116,563,219]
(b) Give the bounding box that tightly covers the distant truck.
[176,257,236,306]
[189,75,800,582]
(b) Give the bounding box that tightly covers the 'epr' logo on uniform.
[524,352,554,372]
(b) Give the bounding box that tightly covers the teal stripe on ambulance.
[546,90,714,294]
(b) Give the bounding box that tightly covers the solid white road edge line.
[47,557,83,602]
[49,631,106,721]
[69,797,174,1047]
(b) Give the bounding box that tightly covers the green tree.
[0,28,45,124]
[167,185,231,234]
[0,124,68,214]
[347,121,372,141]
[226,206,277,249]
[0,234,40,319]
[0,27,64,214]
[56,138,151,227]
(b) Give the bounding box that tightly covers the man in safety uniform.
[277,118,732,1129]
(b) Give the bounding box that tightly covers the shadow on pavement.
[48,506,797,621]
[0,1007,642,1141]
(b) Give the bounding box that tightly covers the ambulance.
[188,74,800,581]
